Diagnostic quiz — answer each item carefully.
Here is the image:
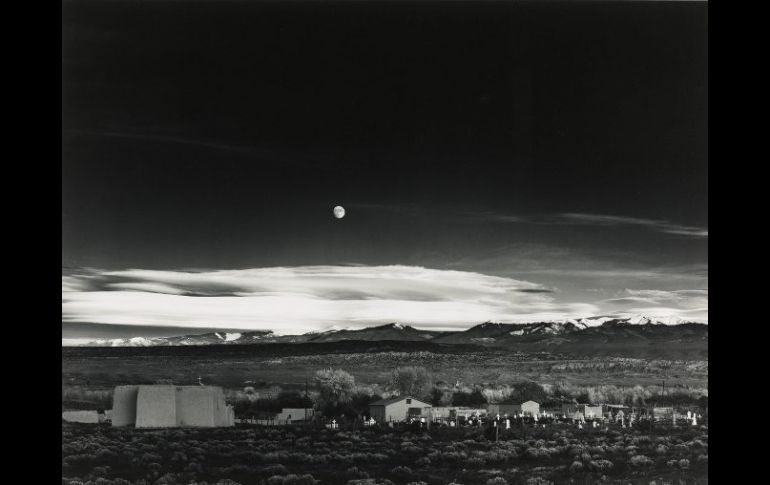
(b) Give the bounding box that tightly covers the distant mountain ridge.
[63,316,707,347]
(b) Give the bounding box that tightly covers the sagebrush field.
[62,421,707,485]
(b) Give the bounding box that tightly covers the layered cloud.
[62,265,708,336]
[556,213,707,237]
[459,211,708,238]
[62,265,604,334]
[603,289,708,323]
[350,204,708,238]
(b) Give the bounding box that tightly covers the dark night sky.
[62,1,708,339]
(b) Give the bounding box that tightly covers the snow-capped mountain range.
[62,315,706,347]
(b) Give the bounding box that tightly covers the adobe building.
[603,404,631,419]
[581,404,603,419]
[431,406,487,420]
[369,396,432,422]
[487,401,540,416]
[112,385,139,426]
[112,385,234,428]
[652,406,675,421]
[561,403,602,419]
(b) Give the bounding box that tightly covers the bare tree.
[388,366,432,399]
[313,368,356,408]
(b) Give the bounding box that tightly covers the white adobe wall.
[522,401,540,416]
[384,401,407,421]
[227,405,234,426]
[177,387,216,427]
[136,385,177,428]
[111,385,139,427]
[431,407,477,418]
[582,405,602,418]
[214,387,227,427]
[383,399,432,422]
[211,387,234,427]
[113,385,234,428]
[488,404,520,415]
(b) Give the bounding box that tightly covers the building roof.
[369,396,431,407]
[115,384,224,391]
[494,401,539,406]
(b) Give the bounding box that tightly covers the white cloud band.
[62,265,707,335]
[62,265,600,334]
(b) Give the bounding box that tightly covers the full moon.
[333,205,346,219]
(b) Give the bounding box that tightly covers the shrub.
[390,466,414,479]
[504,381,548,404]
[525,448,551,460]
[283,475,317,485]
[485,478,509,485]
[629,455,654,467]
[314,368,356,409]
[153,474,180,484]
[452,389,487,406]
[346,467,369,480]
[88,466,111,478]
[142,453,163,464]
[689,439,706,450]
[467,457,485,467]
[346,480,396,485]
[524,478,553,485]
[261,464,289,476]
[589,460,614,472]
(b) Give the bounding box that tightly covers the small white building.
[488,401,540,417]
[562,403,602,419]
[431,406,487,420]
[369,396,432,423]
[581,405,603,419]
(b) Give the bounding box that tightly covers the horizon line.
[61,315,708,346]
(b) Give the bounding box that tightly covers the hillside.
[62,316,707,359]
